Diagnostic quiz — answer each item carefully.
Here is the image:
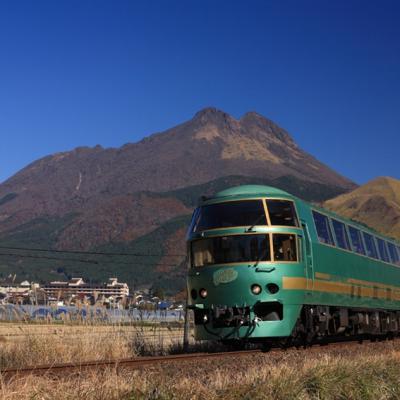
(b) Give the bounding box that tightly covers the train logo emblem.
[213,268,238,286]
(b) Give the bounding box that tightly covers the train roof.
[212,185,292,199]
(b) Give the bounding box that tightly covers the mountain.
[324,177,400,241]
[0,107,356,292]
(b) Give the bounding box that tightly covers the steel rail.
[0,331,183,338]
[0,350,261,380]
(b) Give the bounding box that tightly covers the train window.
[266,200,299,227]
[376,238,390,263]
[272,234,297,262]
[387,243,400,265]
[187,208,200,237]
[362,232,379,259]
[193,200,267,232]
[331,219,351,250]
[397,246,400,266]
[191,234,271,267]
[312,211,335,246]
[348,227,366,255]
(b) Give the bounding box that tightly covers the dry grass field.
[0,322,400,399]
[0,322,185,368]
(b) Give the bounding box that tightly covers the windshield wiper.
[245,214,266,232]
[252,247,268,267]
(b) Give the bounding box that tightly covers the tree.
[151,286,165,300]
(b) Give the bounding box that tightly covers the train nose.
[189,265,280,305]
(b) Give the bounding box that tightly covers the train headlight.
[266,283,279,294]
[199,288,208,298]
[251,284,262,295]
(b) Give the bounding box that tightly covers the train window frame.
[331,218,351,251]
[387,242,400,265]
[362,232,379,260]
[396,246,400,266]
[297,236,303,263]
[348,226,366,256]
[265,199,299,228]
[187,208,200,237]
[312,210,335,246]
[272,233,298,263]
[376,237,390,263]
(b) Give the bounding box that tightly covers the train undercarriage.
[197,304,400,350]
[290,305,400,345]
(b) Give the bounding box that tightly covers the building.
[0,281,40,304]
[43,277,129,301]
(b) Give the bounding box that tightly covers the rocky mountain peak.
[369,176,400,189]
[240,111,266,121]
[192,107,237,128]
[193,106,228,119]
[189,108,296,149]
[240,111,296,146]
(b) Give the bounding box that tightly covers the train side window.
[266,200,299,227]
[312,211,335,246]
[272,234,297,262]
[331,219,351,250]
[397,246,400,266]
[362,232,379,259]
[348,226,366,255]
[376,238,390,263]
[387,243,399,265]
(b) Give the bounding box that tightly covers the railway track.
[1,336,390,380]
[0,349,261,380]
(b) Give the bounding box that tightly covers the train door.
[301,220,314,294]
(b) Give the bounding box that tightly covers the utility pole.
[183,256,190,352]
[183,291,190,352]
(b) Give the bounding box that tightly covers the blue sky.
[0,0,399,184]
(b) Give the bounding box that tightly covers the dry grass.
[0,322,185,368]
[1,339,400,399]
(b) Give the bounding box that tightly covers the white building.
[43,277,129,300]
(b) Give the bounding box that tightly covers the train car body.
[186,185,400,343]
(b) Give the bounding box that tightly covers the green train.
[186,185,400,345]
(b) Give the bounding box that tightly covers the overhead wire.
[0,251,186,267]
[0,245,186,258]
[0,252,98,264]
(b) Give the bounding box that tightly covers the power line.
[0,245,186,258]
[0,252,98,264]
[0,252,186,267]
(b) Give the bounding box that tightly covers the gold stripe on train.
[314,272,331,280]
[282,277,400,301]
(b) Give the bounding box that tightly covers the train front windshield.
[187,199,299,234]
[189,200,267,233]
[191,233,298,267]
[191,234,271,267]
